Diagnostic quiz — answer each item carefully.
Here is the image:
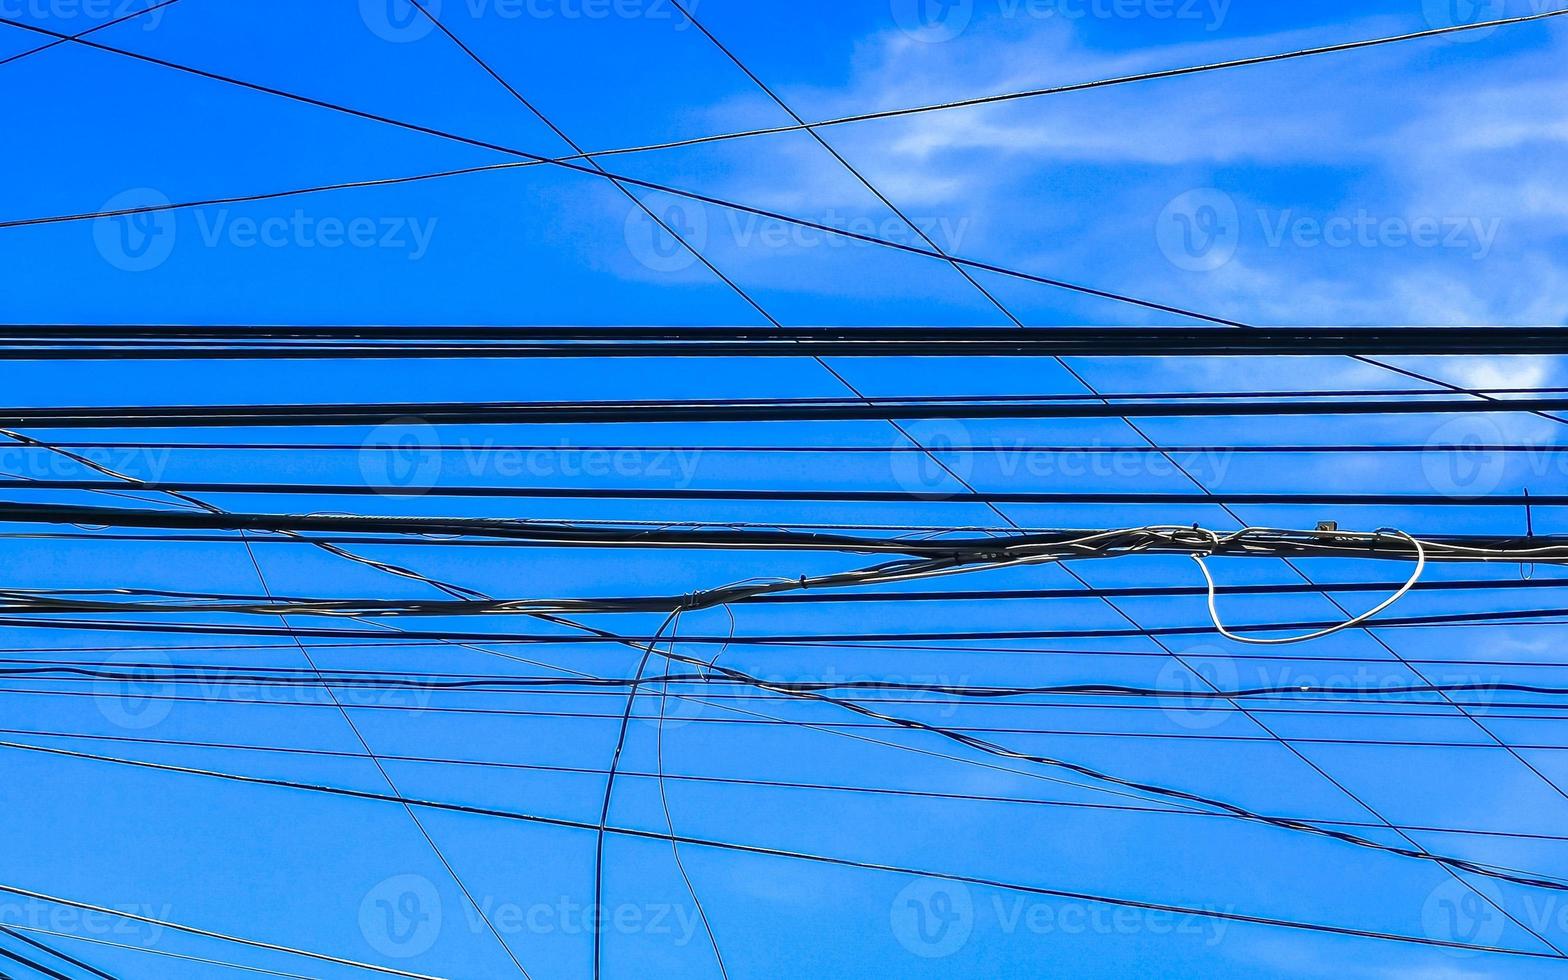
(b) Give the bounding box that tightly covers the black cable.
[4,2,1541,449]
[29,675,1568,724]
[18,7,1561,940]
[5,573,1561,617]
[0,16,1411,330]
[20,723,1568,843]
[4,393,1564,428]
[0,943,72,980]
[16,661,1568,701]
[9,476,1568,507]
[22,439,1568,455]
[0,0,180,70]
[6,602,1568,644]
[0,928,116,980]
[5,324,1568,355]
[3,4,1561,253]
[6,735,1565,931]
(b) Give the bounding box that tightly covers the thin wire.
[0,883,442,979]
[653,612,730,979]
[1193,528,1427,644]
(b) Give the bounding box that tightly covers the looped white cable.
[1190,527,1425,645]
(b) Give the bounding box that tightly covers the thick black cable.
[7,476,1568,507]
[0,943,72,980]
[3,394,1564,428]
[3,324,1568,355]
[0,928,116,980]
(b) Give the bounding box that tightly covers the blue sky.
[2,1,1568,977]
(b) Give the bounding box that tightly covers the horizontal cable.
[8,663,1567,701]
[27,441,1568,455]
[3,574,1562,617]
[0,325,1566,357]
[4,395,1568,428]
[0,504,1560,560]
[2,607,1567,644]
[24,676,1568,723]
[3,477,1565,506]
[0,696,1559,749]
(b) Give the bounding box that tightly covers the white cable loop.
[1190,527,1426,645]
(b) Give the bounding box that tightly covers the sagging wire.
[1190,527,1426,645]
